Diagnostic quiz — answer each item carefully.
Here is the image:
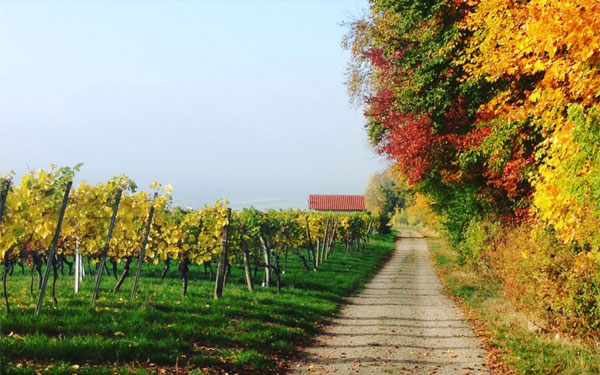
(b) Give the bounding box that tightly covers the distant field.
[0,232,396,375]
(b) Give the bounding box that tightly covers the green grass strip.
[0,232,396,374]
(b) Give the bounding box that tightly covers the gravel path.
[289,231,491,374]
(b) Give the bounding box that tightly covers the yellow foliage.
[406,193,438,227]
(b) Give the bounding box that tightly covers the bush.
[377,212,391,234]
[392,208,408,226]
[460,216,502,265]
[483,223,600,338]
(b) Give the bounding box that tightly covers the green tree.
[365,170,411,232]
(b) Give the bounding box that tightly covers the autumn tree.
[365,170,412,232]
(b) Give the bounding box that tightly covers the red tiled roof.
[308,194,365,211]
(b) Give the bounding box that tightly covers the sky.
[0,0,387,210]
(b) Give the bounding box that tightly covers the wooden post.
[91,189,122,306]
[130,206,155,299]
[75,244,79,294]
[304,217,317,271]
[345,229,350,253]
[214,208,231,299]
[321,219,330,264]
[240,226,253,292]
[80,252,85,277]
[274,253,281,294]
[75,240,84,293]
[35,181,72,315]
[315,239,320,268]
[327,220,338,257]
[259,234,271,286]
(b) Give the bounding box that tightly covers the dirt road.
[290,230,490,374]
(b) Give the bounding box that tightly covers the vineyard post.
[80,252,85,277]
[327,220,338,257]
[321,219,330,265]
[320,219,333,264]
[214,208,231,299]
[75,240,84,293]
[240,226,254,292]
[259,234,271,286]
[131,205,155,299]
[315,239,320,268]
[74,241,79,293]
[304,216,317,271]
[35,181,72,315]
[91,189,122,306]
[345,229,350,253]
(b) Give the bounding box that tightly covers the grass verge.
[426,234,600,375]
[0,232,396,375]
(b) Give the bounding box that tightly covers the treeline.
[345,0,600,339]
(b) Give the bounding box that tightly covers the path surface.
[290,230,490,374]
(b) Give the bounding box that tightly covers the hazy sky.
[0,0,386,209]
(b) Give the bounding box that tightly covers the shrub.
[460,216,502,265]
[484,223,600,338]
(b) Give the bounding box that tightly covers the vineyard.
[0,165,390,374]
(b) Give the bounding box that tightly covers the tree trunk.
[214,208,231,299]
[161,258,171,281]
[58,254,65,276]
[3,253,10,313]
[304,217,317,270]
[345,230,350,253]
[319,238,324,267]
[260,235,271,287]
[64,255,73,275]
[30,263,35,295]
[113,257,132,293]
[223,262,231,287]
[315,239,320,268]
[252,254,259,283]
[293,250,311,271]
[179,258,190,296]
[110,258,118,281]
[34,254,43,290]
[274,253,281,294]
[327,221,338,258]
[204,262,213,280]
[59,254,72,275]
[242,240,253,292]
[51,255,59,306]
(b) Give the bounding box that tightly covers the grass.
[425,234,600,375]
[0,232,396,375]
